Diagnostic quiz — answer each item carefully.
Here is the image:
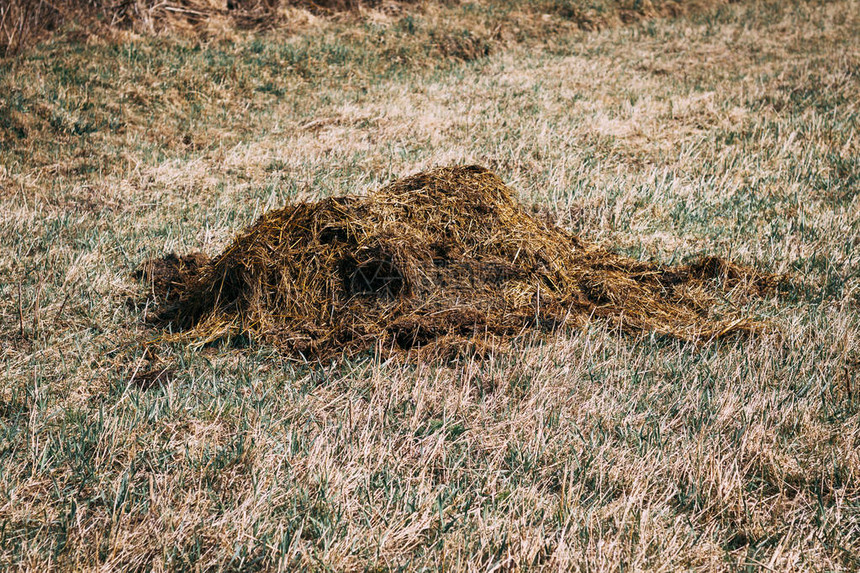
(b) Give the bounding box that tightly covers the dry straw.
[138,165,780,358]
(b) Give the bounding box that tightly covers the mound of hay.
[140,165,778,357]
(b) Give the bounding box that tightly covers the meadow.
[0,0,859,569]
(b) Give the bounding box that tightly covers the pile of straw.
[140,165,778,357]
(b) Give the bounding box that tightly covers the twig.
[161,5,208,17]
[17,281,24,338]
[33,277,42,337]
[54,290,69,327]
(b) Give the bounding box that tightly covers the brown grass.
[0,0,732,56]
[0,0,858,569]
[0,0,289,56]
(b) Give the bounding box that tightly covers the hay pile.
[140,165,778,358]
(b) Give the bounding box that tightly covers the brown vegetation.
[0,0,731,56]
[2,0,857,568]
[0,0,289,55]
[139,165,779,358]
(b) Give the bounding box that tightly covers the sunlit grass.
[0,0,858,569]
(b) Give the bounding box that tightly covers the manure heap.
[140,165,778,357]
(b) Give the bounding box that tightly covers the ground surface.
[0,0,859,570]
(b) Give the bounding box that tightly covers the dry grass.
[1,0,859,570]
[0,0,305,57]
[0,0,732,56]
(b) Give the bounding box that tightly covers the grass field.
[1,0,859,570]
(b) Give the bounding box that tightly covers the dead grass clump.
[1,0,733,57]
[0,0,283,56]
[433,29,493,62]
[139,165,779,357]
[0,0,63,56]
[0,0,397,56]
[537,0,731,31]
